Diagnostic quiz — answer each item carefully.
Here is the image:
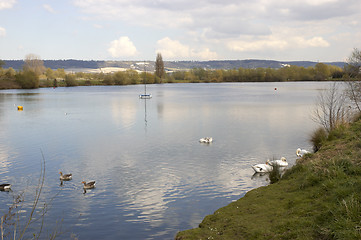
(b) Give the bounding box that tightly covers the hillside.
[176,118,361,239]
[3,59,345,72]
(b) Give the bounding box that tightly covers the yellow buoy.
[17,106,23,111]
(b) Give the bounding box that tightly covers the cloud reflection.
[111,98,137,129]
[0,147,11,175]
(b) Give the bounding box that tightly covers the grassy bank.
[176,118,361,239]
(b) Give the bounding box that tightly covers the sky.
[0,0,360,62]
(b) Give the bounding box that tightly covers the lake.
[0,82,330,239]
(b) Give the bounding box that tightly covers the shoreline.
[175,118,361,239]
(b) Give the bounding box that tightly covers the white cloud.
[228,38,287,52]
[156,37,217,60]
[297,37,330,48]
[108,36,138,58]
[43,4,55,13]
[0,27,5,37]
[93,24,103,29]
[72,0,361,32]
[304,0,338,6]
[192,48,218,60]
[227,24,330,53]
[156,37,189,59]
[68,0,361,60]
[0,0,16,10]
[228,35,329,53]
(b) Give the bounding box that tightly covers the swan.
[268,157,288,167]
[59,172,72,181]
[199,137,212,143]
[82,181,96,189]
[0,184,11,191]
[252,162,273,173]
[296,148,310,157]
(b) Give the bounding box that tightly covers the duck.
[59,172,72,181]
[0,184,11,191]
[81,181,96,189]
[251,162,273,173]
[268,157,288,167]
[296,148,310,157]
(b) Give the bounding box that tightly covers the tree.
[345,48,361,113]
[113,71,126,85]
[155,53,165,82]
[15,70,39,89]
[23,54,46,77]
[45,68,55,80]
[345,48,361,78]
[0,60,4,68]
[55,68,66,79]
[312,82,351,132]
[64,74,77,87]
[125,69,139,85]
[314,63,331,80]
[5,67,16,77]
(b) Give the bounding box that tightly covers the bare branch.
[312,82,351,132]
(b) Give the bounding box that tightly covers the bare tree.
[312,82,351,132]
[345,48,361,78]
[23,54,45,76]
[346,80,361,113]
[345,48,361,113]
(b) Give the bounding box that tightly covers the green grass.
[176,119,361,240]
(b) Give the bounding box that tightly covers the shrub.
[15,70,39,89]
[327,124,348,141]
[310,127,328,152]
[269,164,281,184]
[65,74,77,87]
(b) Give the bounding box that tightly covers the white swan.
[199,137,212,143]
[268,157,288,167]
[296,148,310,157]
[252,162,273,173]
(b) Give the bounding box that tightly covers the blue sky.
[0,0,360,61]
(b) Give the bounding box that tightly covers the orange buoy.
[17,106,23,111]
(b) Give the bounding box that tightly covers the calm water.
[0,82,330,239]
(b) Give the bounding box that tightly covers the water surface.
[0,82,330,239]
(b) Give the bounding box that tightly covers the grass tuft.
[310,127,328,152]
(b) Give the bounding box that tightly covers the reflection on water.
[0,82,332,239]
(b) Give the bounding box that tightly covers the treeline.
[0,60,351,90]
[170,63,344,83]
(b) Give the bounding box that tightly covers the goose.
[251,162,273,173]
[268,157,288,167]
[59,172,72,181]
[0,184,11,191]
[296,148,310,157]
[81,181,96,189]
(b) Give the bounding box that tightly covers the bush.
[327,124,348,142]
[310,127,328,152]
[65,74,77,87]
[0,77,20,89]
[269,165,281,184]
[15,70,39,89]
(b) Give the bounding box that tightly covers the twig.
[18,149,46,239]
